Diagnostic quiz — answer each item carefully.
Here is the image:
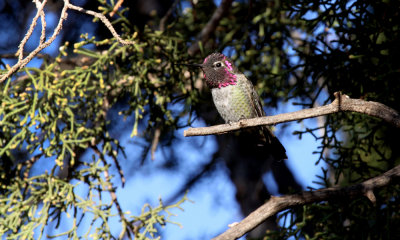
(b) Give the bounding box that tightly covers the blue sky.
[92,106,324,239]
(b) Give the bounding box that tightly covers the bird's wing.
[243,76,288,160]
[251,85,266,118]
[239,75,265,118]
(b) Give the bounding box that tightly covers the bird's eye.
[215,62,222,67]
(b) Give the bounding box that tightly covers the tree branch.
[187,0,233,56]
[109,0,124,17]
[0,0,69,83]
[67,3,135,45]
[16,0,47,61]
[92,145,133,239]
[212,164,400,240]
[0,0,135,84]
[159,0,180,32]
[201,91,400,239]
[184,92,400,137]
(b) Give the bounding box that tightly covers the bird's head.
[179,53,238,89]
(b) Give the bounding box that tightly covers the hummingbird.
[180,52,287,160]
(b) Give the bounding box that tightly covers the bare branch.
[36,0,47,45]
[16,0,48,61]
[67,3,135,45]
[188,0,233,56]
[0,0,69,83]
[212,164,400,240]
[0,0,136,84]
[184,92,400,137]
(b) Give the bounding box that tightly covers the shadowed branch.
[212,164,400,240]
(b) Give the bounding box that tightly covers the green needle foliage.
[0,1,193,239]
[1,0,400,239]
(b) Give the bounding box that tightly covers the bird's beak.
[175,63,203,68]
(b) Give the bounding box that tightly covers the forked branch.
[0,0,134,83]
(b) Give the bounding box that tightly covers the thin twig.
[150,128,161,160]
[184,92,400,137]
[0,0,69,83]
[212,164,400,240]
[92,145,133,239]
[111,152,126,187]
[67,3,135,45]
[16,0,48,61]
[109,0,124,17]
[0,0,136,84]
[35,0,47,45]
